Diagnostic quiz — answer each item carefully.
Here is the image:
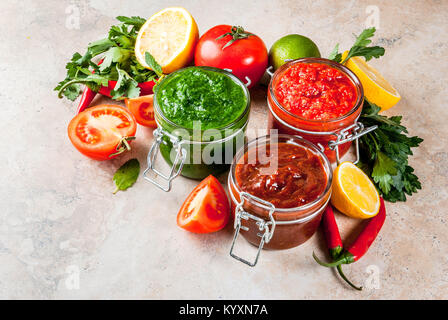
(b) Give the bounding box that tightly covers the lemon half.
[135,7,199,74]
[342,52,401,111]
[331,162,380,219]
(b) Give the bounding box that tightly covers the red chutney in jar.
[235,143,327,208]
[274,62,357,121]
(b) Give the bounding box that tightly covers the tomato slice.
[68,104,137,160]
[125,95,157,128]
[177,175,230,233]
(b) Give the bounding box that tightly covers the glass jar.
[267,58,370,164]
[228,134,332,266]
[144,67,250,191]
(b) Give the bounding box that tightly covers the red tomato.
[194,25,268,88]
[68,104,137,160]
[125,94,157,128]
[177,175,230,233]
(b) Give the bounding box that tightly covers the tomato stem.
[109,136,136,158]
[216,26,254,50]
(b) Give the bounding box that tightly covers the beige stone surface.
[1,0,447,299]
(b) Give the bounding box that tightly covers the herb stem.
[57,79,94,98]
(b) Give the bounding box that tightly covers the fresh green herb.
[110,66,140,100]
[329,27,421,201]
[145,52,163,77]
[358,100,423,202]
[55,16,158,101]
[329,27,385,64]
[328,43,342,63]
[113,158,140,194]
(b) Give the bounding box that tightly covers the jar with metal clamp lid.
[228,134,332,267]
[144,66,250,191]
[267,58,377,165]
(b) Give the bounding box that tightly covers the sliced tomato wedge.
[124,94,157,128]
[68,104,137,160]
[177,175,230,233]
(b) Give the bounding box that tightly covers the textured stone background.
[0,0,447,299]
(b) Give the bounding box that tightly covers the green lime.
[269,34,321,70]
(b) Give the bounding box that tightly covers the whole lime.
[269,34,321,70]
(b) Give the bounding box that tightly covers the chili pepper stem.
[313,251,349,268]
[336,265,362,291]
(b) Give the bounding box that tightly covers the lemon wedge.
[331,162,380,219]
[342,52,401,111]
[135,7,199,74]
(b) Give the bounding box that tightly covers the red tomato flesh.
[177,175,230,233]
[125,95,156,128]
[68,104,137,160]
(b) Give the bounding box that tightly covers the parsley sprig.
[55,16,158,101]
[329,27,385,64]
[329,27,423,202]
[358,101,423,202]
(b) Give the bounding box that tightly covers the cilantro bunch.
[55,16,158,101]
[329,27,423,202]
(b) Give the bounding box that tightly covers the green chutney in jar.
[152,66,250,180]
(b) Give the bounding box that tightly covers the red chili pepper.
[77,86,97,113]
[138,80,156,95]
[321,205,362,291]
[99,80,156,98]
[322,205,343,260]
[314,197,386,268]
[76,59,105,113]
[98,81,113,98]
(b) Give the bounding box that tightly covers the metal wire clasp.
[223,68,251,87]
[328,122,377,166]
[229,192,276,267]
[143,127,187,192]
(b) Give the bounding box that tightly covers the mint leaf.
[113,158,140,194]
[145,51,163,76]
